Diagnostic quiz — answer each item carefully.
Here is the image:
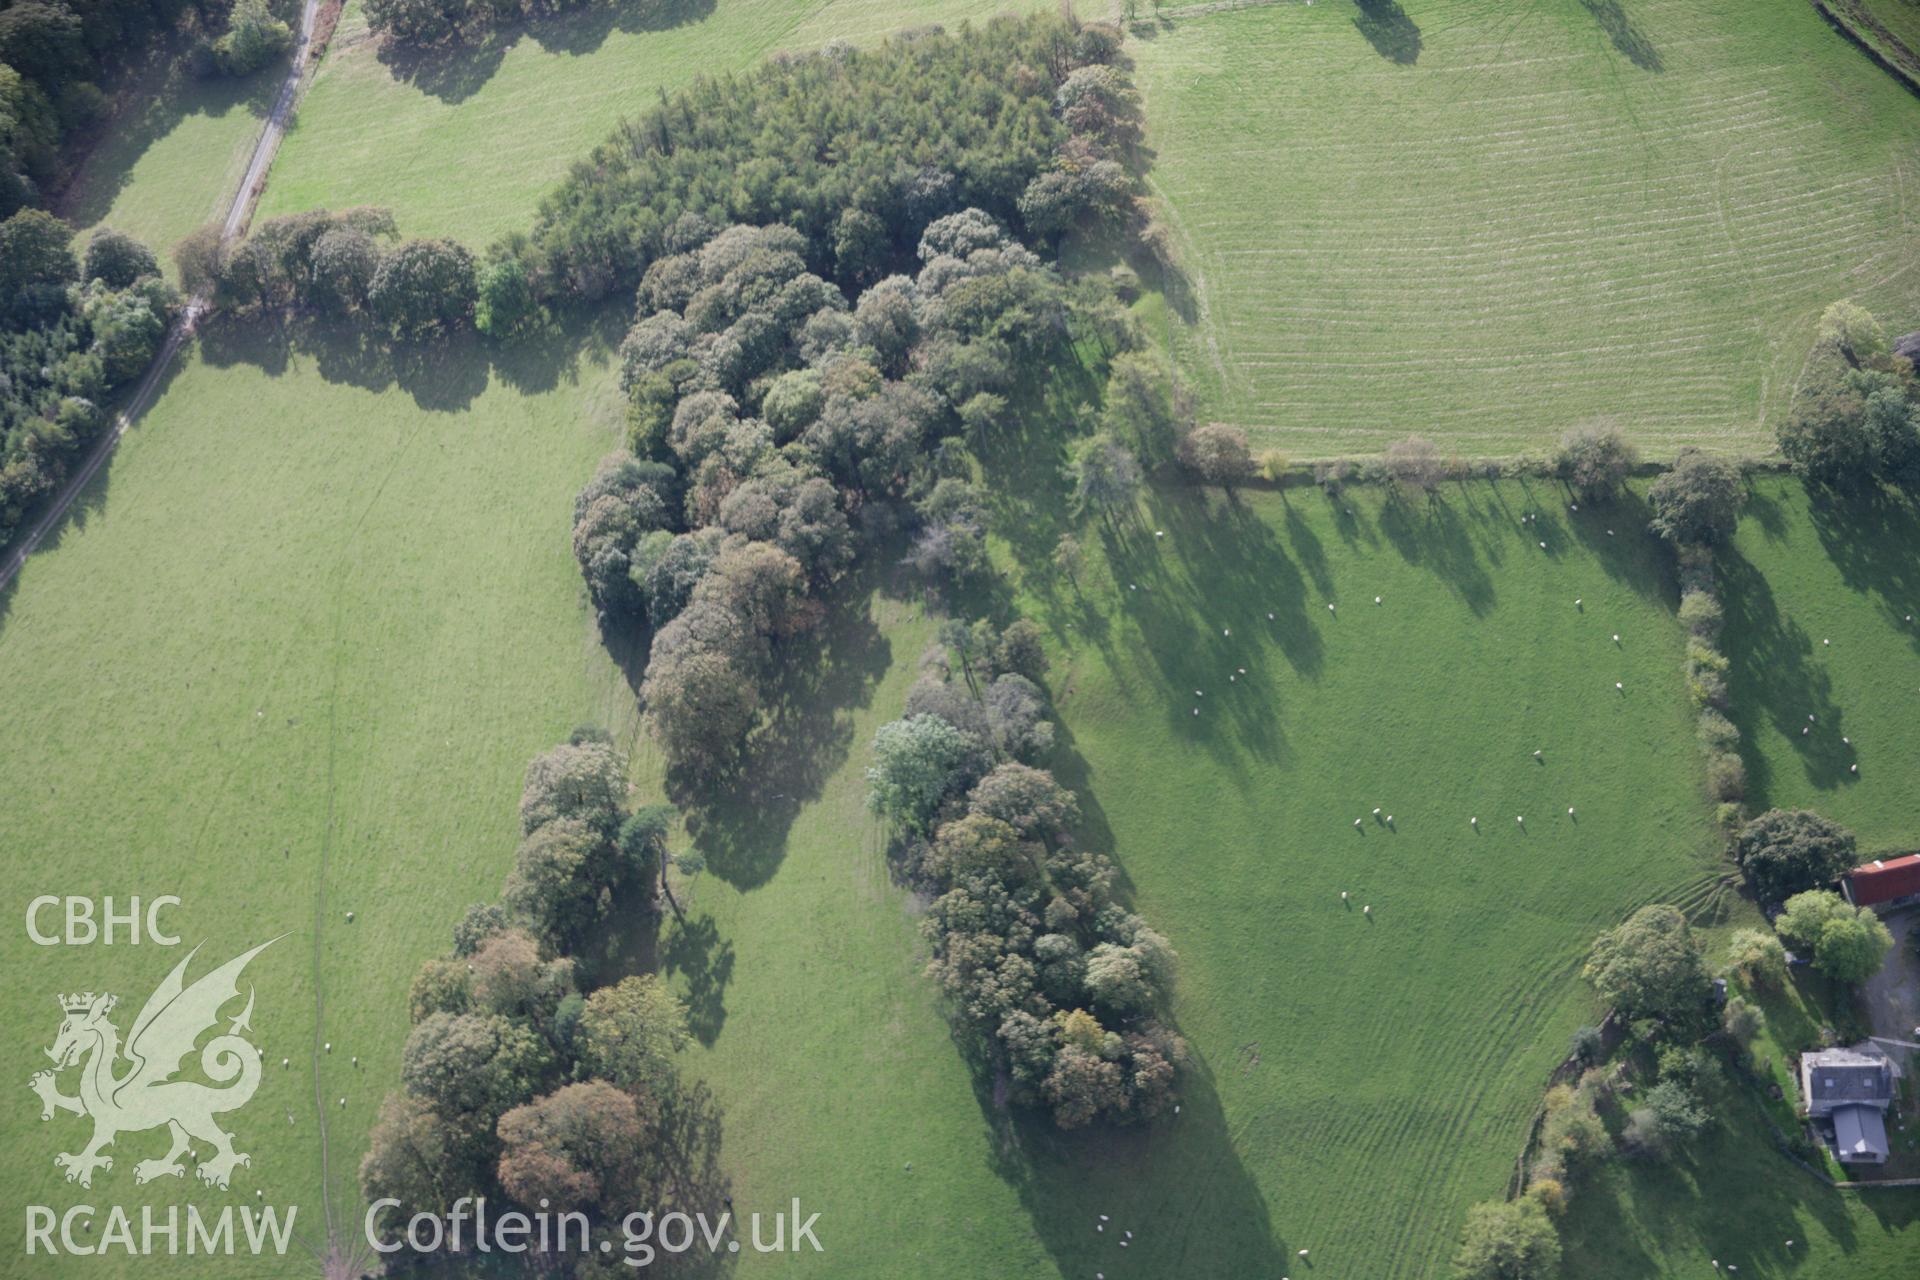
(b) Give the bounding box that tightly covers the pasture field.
[1721,477,1920,850]
[258,0,1049,248]
[1133,0,1920,458]
[655,475,1919,1277]
[0,329,634,1276]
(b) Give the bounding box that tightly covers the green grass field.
[258,0,1048,247]
[0,328,634,1275]
[1722,477,1920,850]
[1134,0,1920,458]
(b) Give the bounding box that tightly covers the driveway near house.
[1864,909,1919,1052]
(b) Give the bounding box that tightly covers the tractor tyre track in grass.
[0,0,323,595]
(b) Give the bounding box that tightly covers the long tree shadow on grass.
[197,301,618,411]
[1581,0,1663,72]
[982,1056,1290,1278]
[377,0,717,104]
[57,39,282,231]
[1558,1075,1879,1277]
[677,564,895,891]
[1096,484,1311,768]
[1377,489,1499,615]
[661,911,736,1047]
[650,1079,737,1276]
[1718,547,1849,809]
[1353,0,1422,64]
[1804,483,1920,652]
[0,329,195,641]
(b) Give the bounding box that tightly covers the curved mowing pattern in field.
[1136,0,1920,457]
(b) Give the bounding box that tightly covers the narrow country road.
[0,0,323,593]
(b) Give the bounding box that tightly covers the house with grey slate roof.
[1799,1047,1896,1165]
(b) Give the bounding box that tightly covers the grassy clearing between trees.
[257,0,1051,248]
[0,330,634,1277]
[1133,0,1920,458]
[1722,476,1920,849]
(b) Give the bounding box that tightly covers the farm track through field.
[0,0,322,596]
[0,2,357,1266]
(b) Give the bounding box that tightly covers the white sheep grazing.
[1568,807,1575,816]
[1341,891,1349,900]
[1851,764,1858,773]
[1517,815,1525,824]
[1470,817,1478,826]
[1328,603,1336,613]
[1540,541,1548,549]
[1615,681,1624,690]
[1354,818,1363,828]
[1374,596,1382,604]
[1373,807,1382,816]
[1363,905,1371,915]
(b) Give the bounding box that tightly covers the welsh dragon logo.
[29,939,277,1190]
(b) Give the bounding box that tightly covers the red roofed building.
[1843,854,1920,912]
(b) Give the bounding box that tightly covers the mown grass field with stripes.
[1134,0,1920,457]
